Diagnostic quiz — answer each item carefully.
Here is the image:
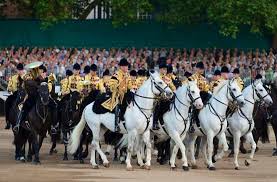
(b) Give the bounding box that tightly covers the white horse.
[187,79,245,170]
[68,70,173,170]
[221,79,273,170]
[152,81,203,171]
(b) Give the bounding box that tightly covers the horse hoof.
[191,165,198,169]
[139,165,145,169]
[103,162,110,168]
[209,166,216,171]
[20,157,26,163]
[212,155,217,163]
[92,165,99,169]
[80,160,84,164]
[126,166,134,171]
[144,165,151,170]
[182,166,189,171]
[235,167,239,170]
[170,166,177,171]
[33,160,41,165]
[245,160,250,166]
[105,152,110,155]
[27,157,32,162]
[272,149,277,156]
[63,156,68,161]
[120,160,125,164]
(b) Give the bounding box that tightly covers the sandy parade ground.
[0,118,277,182]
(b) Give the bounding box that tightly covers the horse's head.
[37,82,49,106]
[149,70,173,99]
[187,81,203,109]
[70,91,81,107]
[253,79,273,107]
[228,79,245,107]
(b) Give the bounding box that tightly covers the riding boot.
[13,109,27,134]
[114,106,120,132]
[152,104,160,130]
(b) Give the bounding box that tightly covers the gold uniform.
[62,74,82,94]
[210,77,225,93]
[102,69,130,111]
[188,72,210,92]
[128,78,138,91]
[160,73,176,91]
[81,74,105,93]
[7,74,24,93]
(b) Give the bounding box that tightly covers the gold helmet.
[25,61,43,79]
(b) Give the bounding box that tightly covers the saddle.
[93,92,116,114]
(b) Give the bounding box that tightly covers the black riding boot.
[152,104,160,130]
[13,109,27,134]
[114,106,120,132]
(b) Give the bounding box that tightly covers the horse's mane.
[213,80,228,95]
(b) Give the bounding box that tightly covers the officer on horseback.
[152,62,176,130]
[62,63,82,95]
[101,58,130,132]
[136,69,147,88]
[5,63,25,129]
[13,61,44,134]
[60,70,73,96]
[232,68,244,91]
[188,62,211,130]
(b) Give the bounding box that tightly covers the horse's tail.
[68,108,86,154]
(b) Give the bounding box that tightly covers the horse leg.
[206,133,216,170]
[142,130,151,170]
[126,130,137,171]
[195,136,201,159]
[49,133,57,155]
[187,135,198,168]
[213,133,229,162]
[32,134,40,164]
[63,130,69,160]
[92,126,109,168]
[232,131,241,170]
[271,119,277,156]
[244,133,256,167]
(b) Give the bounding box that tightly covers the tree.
[1,0,277,37]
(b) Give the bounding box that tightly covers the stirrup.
[13,125,20,134]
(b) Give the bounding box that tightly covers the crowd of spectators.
[1,46,277,85]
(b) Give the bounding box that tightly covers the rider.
[5,63,25,129]
[101,58,130,132]
[102,69,111,90]
[188,62,210,128]
[13,61,44,134]
[167,64,181,88]
[152,63,176,130]
[60,70,73,96]
[128,70,138,91]
[210,69,222,93]
[232,68,244,91]
[62,63,82,95]
[136,69,147,88]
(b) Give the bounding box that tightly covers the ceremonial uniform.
[128,70,138,91]
[5,63,25,129]
[136,69,147,89]
[234,76,244,91]
[101,58,130,132]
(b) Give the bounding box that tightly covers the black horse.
[59,91,81,160]
[251,81,277,156]
[14,83,51,164]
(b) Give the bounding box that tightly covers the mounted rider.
[167,64,182,88]
[232,68,244,91]
[210,69,223,93]
[5,63,25,129]
[101,58,131,132]
[152,62,176,130]
[60,70,73,96]
[128,70,138,91]
[13,61,45,134]
[62,63,82,96]
[136,69,147,88]
[188,62,211,129]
